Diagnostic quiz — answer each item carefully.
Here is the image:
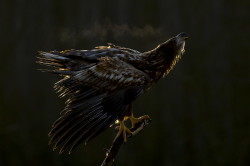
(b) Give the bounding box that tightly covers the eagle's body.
[37,32,188,154]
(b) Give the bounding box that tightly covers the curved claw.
[114,115,151,142]
[129,115,151,128]
[115,121,132,143]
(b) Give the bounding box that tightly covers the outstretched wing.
[37,50,151,153]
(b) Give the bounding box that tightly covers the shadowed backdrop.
[1,0,249,165]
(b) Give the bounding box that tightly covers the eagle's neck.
[143,41,184,81]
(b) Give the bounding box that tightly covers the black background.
[1,0,249,165]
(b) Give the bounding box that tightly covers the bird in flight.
[37,32,188,154]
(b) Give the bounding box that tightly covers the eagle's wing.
[37,50,150,153]
[107,43,141,54]
[72,56,150,91]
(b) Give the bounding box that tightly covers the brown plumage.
[37,32,188,154]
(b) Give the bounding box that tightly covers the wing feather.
[74,57,150,91]
[47,85,144,153]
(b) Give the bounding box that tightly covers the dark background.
[1,0,249,165]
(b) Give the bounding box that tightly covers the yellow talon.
[115,115,150,142]
[116,120,132,143]
[129,115,150,128]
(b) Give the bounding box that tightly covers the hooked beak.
[177,32,189,40]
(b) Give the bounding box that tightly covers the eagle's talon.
[129,115,151,128]
[115,120,132,143]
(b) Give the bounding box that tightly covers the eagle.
[37,32,188,154]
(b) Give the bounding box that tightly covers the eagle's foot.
[115,121,132,143]
[129,115,151,128]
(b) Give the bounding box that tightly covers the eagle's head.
[154,32,189,56]
[175,32,189,55]
[151,32,189,77]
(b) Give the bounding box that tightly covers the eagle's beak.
[176,32,189,40]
